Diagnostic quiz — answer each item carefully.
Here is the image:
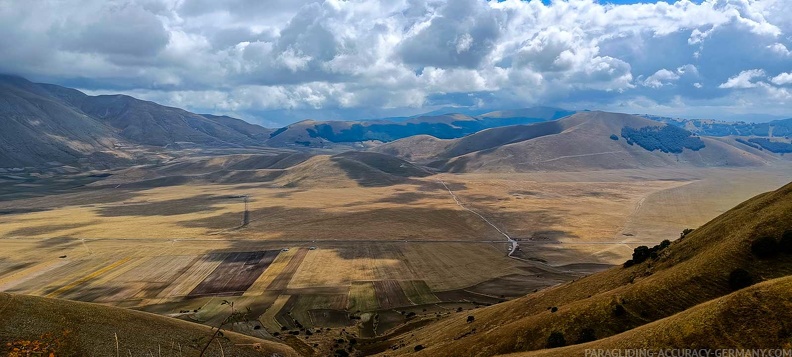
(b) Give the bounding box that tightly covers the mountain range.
[2,75,792,172]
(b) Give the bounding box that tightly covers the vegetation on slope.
[621,125,705,153]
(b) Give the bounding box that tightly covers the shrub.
[631,246,652,264]
[550,307,558,313]
[728,268,754,291]
[751,236,780,259]
[335,349,350,357]
[467,315,475,323]
[623,259,635,268]
[414,345,425,352]
[613,304,626,317]
[780,230,792,254]
[680,228,694,239]
[547,332,567,348]
[610,134,619,140]
[576,328,596,344]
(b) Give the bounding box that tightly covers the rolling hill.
[0,293,298,356]
[0,75,271,168]
[373,111,783,172]
[368,180,792,356]
[91,150,431,189]
[264,108,574,148]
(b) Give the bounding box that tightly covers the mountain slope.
[0,75,271,168]
[0,75,126,168]
[0,293,298,356]
[374,181,792,356]
[376,111,781,172]
[78,94,266,147]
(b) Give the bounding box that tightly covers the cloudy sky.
[1,0,791,126]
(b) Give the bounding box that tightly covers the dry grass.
[0,293,299,356]
[515,276,792,356]
[1,163,790,354]
[378,180,792,356]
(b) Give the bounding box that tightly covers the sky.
[1,0,791,126]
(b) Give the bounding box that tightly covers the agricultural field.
[1,164,791,346]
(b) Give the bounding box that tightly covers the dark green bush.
[547,332,567,348]
[728,269,754,291]
[780,230,792,254]
[751,236,779,259]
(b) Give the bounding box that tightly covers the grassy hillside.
[373,181,792,356]
[515,275,792,356]
[0,293,298,356]
[378,111,780,172]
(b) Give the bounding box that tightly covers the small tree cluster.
[546,332,566,348]
[623,240,671,267]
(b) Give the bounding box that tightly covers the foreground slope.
[375,181,792,356]
[0,293,298,356]
[517,275,792,356]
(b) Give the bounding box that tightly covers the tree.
[631,246,652,264]
[547,332,566,348]
[467,316,475,323]
[728,268,754,291]
[780,230,792,254]
[751,236,779,259]
[610,134,619,141]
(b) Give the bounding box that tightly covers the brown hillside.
[374,181,792,356]
[0,293,298,357]
[513,275,792,356]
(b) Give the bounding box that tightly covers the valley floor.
[1,164,790,354]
